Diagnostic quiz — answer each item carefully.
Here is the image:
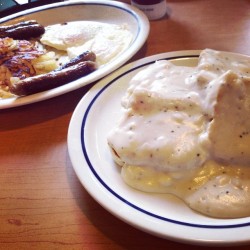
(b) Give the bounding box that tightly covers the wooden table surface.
[1,0,250,249]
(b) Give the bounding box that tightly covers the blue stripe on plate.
[81,55,250,229]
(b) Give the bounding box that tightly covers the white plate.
[0,0,149,109]
[67,50,250,246]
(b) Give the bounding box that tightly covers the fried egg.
[107,49,250,218]
[40,21,133,66]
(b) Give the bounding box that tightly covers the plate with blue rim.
[0,0,149,109]
[68,50,250,246]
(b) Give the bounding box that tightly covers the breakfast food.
[8,50,96,96]
[40,21,133,66]
[107,49,250,218]
[0,20,45,39]
[0,36,56,98]
[9,60,96,96]
[0,20,132,98]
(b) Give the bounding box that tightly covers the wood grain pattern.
[1,0,250,249]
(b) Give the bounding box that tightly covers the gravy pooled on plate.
[107,49,250,218]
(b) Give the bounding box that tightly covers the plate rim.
[68,50,250,246]
[0,0,150,109]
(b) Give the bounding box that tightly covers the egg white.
[40,21,133,66]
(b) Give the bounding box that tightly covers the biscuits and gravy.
[108,49,250,218]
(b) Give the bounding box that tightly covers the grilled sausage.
[57,51,96,70]
[0,20,38,31]
[9,61,96,96]
[0,20,45,39]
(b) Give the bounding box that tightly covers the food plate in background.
[0,0,149,109]
[68,50,250,246]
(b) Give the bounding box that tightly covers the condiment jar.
[131,0,167,20]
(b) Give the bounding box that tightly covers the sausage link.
[9,61,96,96]
[0,20,38,32]
[57,51,96,70]
[0,21,45,39]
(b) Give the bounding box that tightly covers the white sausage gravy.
[107,49,250,218]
